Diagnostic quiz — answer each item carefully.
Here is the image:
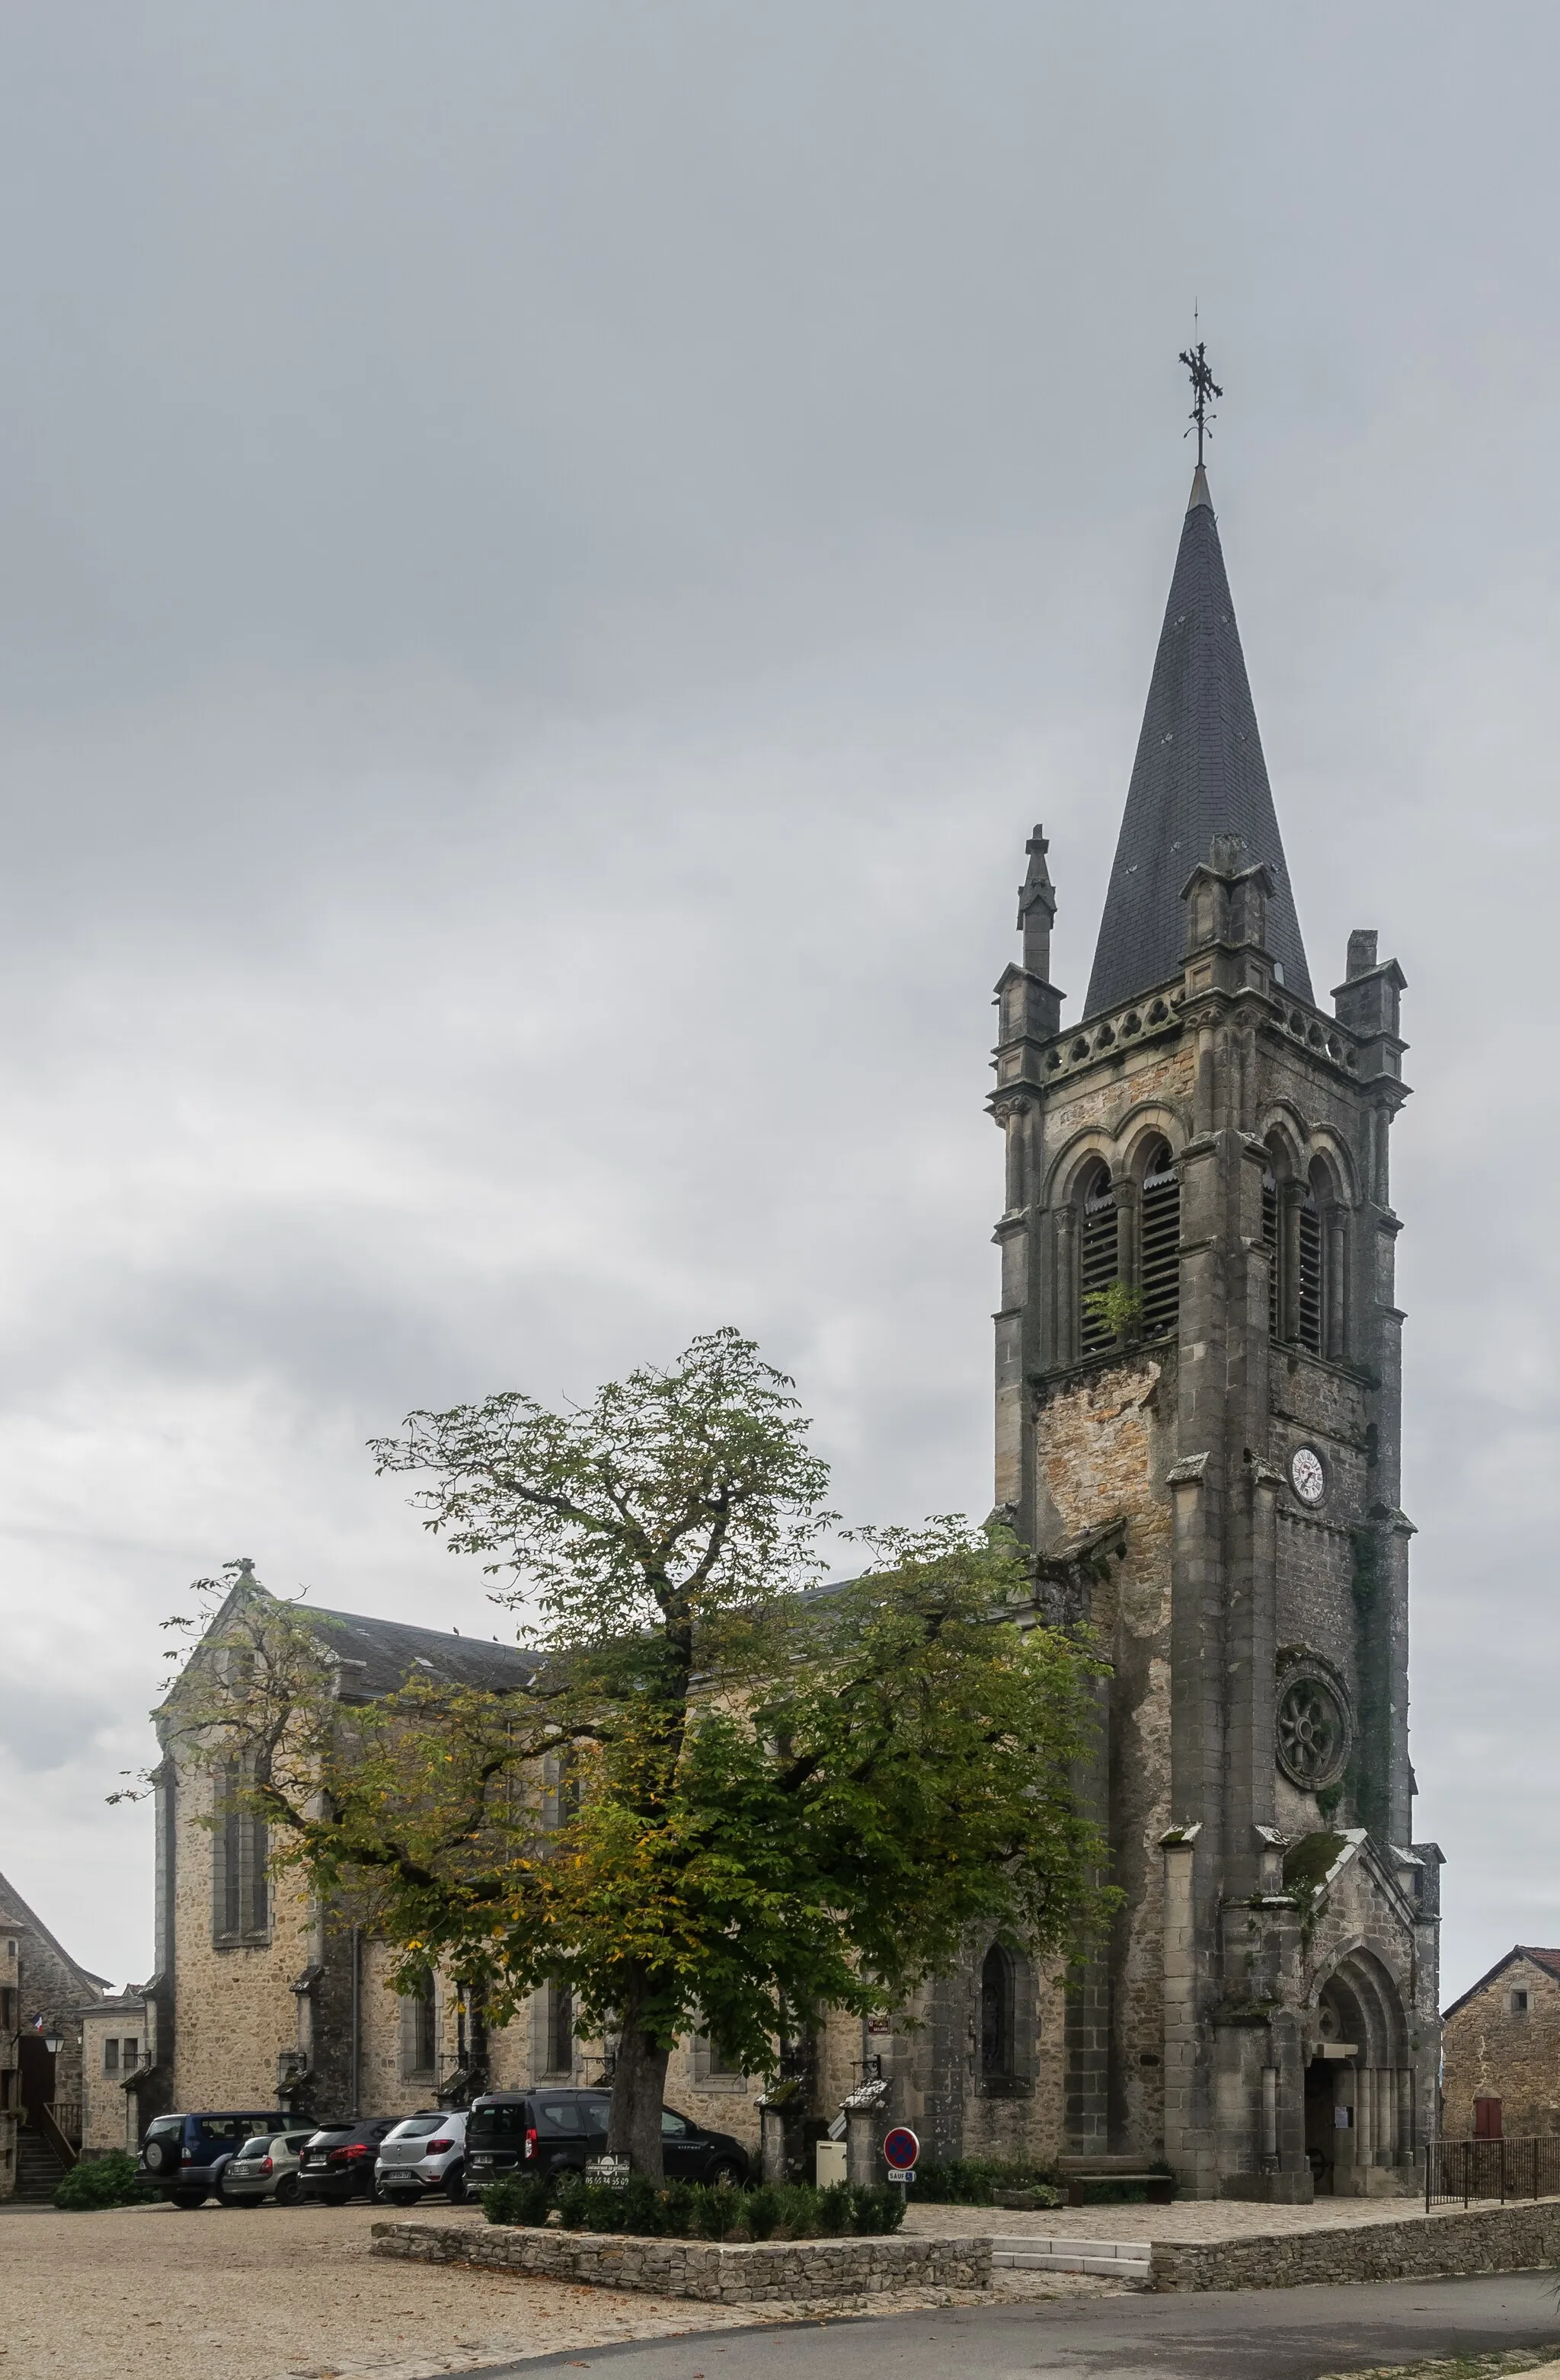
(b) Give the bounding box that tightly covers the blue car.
[139,2110,289,2207]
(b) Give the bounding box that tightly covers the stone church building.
[148,462,1439,2201]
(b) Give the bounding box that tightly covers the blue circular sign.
[882,2126,919,2171]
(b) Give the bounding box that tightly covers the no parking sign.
[882,2126,919,2181]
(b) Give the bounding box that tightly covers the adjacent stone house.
[1441,1950,1560,2139]
[0,1868,113,2199]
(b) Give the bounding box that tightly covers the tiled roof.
[1084,466,1312,1020]
[0,1868,113,1998]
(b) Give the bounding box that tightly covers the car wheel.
[171,2191,206,2210]
[705,2161,743,2189]
[274,2174,299,2206]
[444,2164,467,2206]
[142,2139,174,2176]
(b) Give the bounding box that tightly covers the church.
[136,444,1440,2204]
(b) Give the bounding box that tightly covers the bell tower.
[990,454,1440,2201]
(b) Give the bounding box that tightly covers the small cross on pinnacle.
[1179,339,1223,465]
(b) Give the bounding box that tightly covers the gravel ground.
[0,2198,1110,2380]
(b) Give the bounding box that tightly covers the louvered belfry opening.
[1079,1163,1119,1355]
[1297,1187,1323,1353]
[1261,1170,1280,1340]
[1139,1141,1180,1339]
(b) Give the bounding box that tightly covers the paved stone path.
[902,2191,1432,2244]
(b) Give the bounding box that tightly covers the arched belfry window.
[980,1944,1015,2085]
[1262,1148,1343,1359]
[1077,1161,1118,1356]
[1261,1168,1280,1340]
[1138,1140,1180,1339]
[1296,1183,1323,1353]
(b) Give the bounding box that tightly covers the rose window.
[1276,1676,1348,1789]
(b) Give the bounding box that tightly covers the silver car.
[375,2110,469,2205]
[220,2129,318,2206]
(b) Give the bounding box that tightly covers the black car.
[465,2088,749,2190]
[295,2116,401,2203]
[139,2110,289,2208]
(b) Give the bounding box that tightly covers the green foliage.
[481,2171,552,2226]
[53,2151,143,2211]
[910,2156,1060,2206]
[1081,1281,1143,1343]
[481,2171,903,2238]
[156,1328,1115,2177]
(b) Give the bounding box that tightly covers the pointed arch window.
[1138,1141,1180,1339]
[1077,1162,1118,1356]
[980,1944,1015,2085]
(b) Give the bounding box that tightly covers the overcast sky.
[2,2,1555,2008]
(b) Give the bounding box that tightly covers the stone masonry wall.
[1443,1958,1560,2139]
[1033,1352,1173,2157]
[1150,2196,1560,2291]
[170,1762,308,2113]
[372,2219,992,2303]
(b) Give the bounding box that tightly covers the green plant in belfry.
[1082,1281,1143,1343]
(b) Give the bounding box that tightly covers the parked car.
[464,2089,749,2190]
[219,2128,319,2206]
[295,2116,401,2203]
[138,2110,289,2208]
[375,2110,468,2206]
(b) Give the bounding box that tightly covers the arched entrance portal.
[1304,1952,1411,2196]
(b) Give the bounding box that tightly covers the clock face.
[1290,1446,1326,1507]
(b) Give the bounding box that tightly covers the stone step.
[991,2233,1152,2281]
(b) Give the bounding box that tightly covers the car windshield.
[237,2136,273,2158]
[283,2133,314,2152]
[386,2117,447,2141]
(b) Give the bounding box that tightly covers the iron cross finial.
[1178,339,1223,465]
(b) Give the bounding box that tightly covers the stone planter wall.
[371,2220,992,2305]
[1151,2199,1560,2292]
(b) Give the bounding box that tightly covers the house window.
[212,1759,270,1944]
[1077,1164,1119,1355]
[705,2036,742,2079]
[1511,1989,1530,2017]
[103,2038,120,2077]
[1475,2094,1504,2139]
[980,1945,1015,2086]
[1138,1142,1180,1339]
[123,2038,140,2070]
[545,1984,574,2078]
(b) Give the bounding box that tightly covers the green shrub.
[484,2172,906,2240]
[480,2172,551,2226]
[53,2152,143,2212]
[911,2157,1059,2207]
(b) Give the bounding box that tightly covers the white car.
[375,2110,469,2205]
[220,2129,318,2206]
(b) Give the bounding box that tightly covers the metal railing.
[1426,2135,1560,2209]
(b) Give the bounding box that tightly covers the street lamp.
[43,2029,62,2056]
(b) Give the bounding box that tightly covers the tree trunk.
[606,1979,672,2180]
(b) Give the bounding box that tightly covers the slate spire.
[1083,468,1312,1018]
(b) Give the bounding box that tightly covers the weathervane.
[1178,337,1223,465]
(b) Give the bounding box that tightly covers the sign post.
[882,2125,919,2187]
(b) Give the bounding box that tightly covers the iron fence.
[1425,2134,1560,2209]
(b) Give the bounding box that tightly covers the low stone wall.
[371,2220,990,2305]
[1151,2199,1560,2292]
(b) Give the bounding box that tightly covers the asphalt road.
[475,2271,1560,2380]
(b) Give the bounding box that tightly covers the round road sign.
[882,2126,919,2171]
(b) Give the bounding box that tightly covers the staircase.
[14,2126,71,2203]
